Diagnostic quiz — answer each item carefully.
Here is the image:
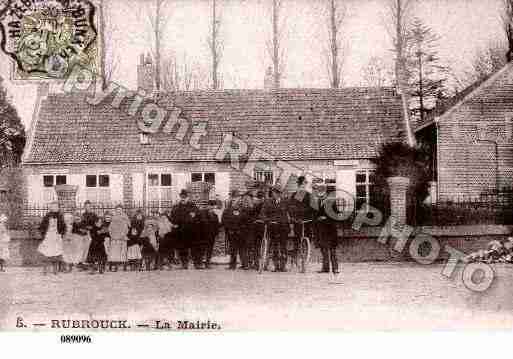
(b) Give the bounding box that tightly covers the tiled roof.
[25,88,405,164]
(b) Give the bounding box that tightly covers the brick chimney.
[137,53,155,94]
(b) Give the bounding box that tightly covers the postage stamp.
[0,0,100,81]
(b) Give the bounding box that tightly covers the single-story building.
[415,62,513,202]
[21,58,406,211]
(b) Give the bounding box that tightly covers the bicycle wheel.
[299,236,311,273]
[258,229,269,274]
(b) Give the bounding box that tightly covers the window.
[254,170,273,185]
[147,173,173,209]
[191,172,216,184]
[85,174,110,204]
[312,171,336,194]
[356,170,376,208]
[43,175,66,187]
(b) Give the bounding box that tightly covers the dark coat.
[258,198,290,225]
[39,211,66,237]
[88,226,108,261]
[289,190,316,222]
[200,209,220,242]
[72,222,88,236]
[81,211,99,231]
[171,200,199,248]
[315,197,341,248]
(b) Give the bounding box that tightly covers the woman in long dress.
[38,201,66,275]
[107,205,130,271]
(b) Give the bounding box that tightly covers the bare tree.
[384,0,416,147]
[502,0,513,61]
[361,56,392,87]
[208,0,223,90]
[140,0,171,92]
[325,0,346,88]
[453,40,508,90]
[161,53,208,92]
[99,0,119,87]
[265,0,285,89]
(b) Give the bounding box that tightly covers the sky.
[0,0,506,129]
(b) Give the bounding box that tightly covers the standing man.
[203,200,221,269]
[289,176,316,259]
[259,185,290,272]
[222,190,244,270]
[315,184,339,274]
[171,189,200,269]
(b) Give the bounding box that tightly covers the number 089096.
[60,335,92,344]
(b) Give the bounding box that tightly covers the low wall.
[5,225,513,266]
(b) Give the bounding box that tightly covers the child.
[88,217,108,274]
[108,205,130,271]
[127,226,142,271]
[157,212,174,269]
[140,220,159,271]
[73,212,91,269]
[62,212,79,272]
[38,201,66,275]
[0,213,10,272]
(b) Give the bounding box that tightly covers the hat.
[297,175,307,186]
[208,200,217,206]
[230,189,241,197]
[84,200,92,205]
[179,189,189,197]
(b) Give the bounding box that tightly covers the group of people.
[463,238,513,264]
[222,176,342,273]
[23,175,344,275]
[36,192,222,275]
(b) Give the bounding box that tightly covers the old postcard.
[1,0,513,341]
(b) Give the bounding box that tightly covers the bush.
[372,142,432,224]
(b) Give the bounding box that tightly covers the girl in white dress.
[0,213,10,272]
[38,202,66,275]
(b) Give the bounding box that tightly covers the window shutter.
[27,174,43,205]
[216,172,230,201]
[132,172,144,206]
[110,173,124,205]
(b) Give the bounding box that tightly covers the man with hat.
[171,189,200,269]
[201,200,221,269]
[315,184,340,273]
[250,190,266,269]
[258,184,291,272]
[289,175,316,262]
[222,189,247,269]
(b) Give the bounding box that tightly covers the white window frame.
[41,174,67,203]
[146,172,173,210]
[190,172,217,200]
[85,174,111,204]
[355,169,375,207]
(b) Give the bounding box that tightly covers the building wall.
[23,158,376,206]
[437,67,513,201]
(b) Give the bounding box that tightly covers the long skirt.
[127,244,142,260]
[106,238,127,262]
[38,230,63,258]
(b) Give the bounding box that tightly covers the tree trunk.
[155,0,161,92]
[329,0,340,88]
[394,0,416,147]
[272,0,280,89]
[212,0,219,89]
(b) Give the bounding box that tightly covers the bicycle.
[294,219,312,273]
[255,219,275,274]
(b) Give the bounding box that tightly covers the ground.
[2,262,513,331]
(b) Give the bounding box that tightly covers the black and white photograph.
[1,0,513,344]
